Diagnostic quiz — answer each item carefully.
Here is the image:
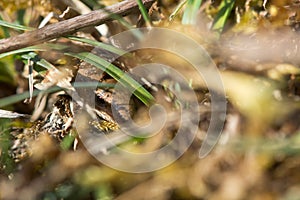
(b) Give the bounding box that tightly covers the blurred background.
[1,0,300,199]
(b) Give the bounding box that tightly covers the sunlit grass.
[182,0,202,25]
[211,0,236,35]
[136,0,152,27]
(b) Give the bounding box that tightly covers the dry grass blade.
[0,109,29,118]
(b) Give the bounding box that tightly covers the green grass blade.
[182,0,202,25]
[21,52,56,71]
[0,89,42,108]
[0,46,47,59]
[211,0,236,36]
[136,0,152,26]
[0,16,10,38]
[16,9,26,27]
[0,19,34,31]
[66,35,128,56]
[65,52,154,106]
[0,43,68,59]
[136,0,152,25]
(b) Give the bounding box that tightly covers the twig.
[0,0,155,54]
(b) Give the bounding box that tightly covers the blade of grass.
[0,43,68,59]
[21,52,57,71]
[0,46,47,59]
[16,9,26,27]
[0,89,42,108]
[0,16,10,38]
[182,0,202,25]
[211,0,236,36]
[0,109,29,118]
[0,19,34,31]
[66,35,128,56]
[169,0,188,22]
[65,52,154,106]
[38,12,54,29]
[136,0,152,27]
